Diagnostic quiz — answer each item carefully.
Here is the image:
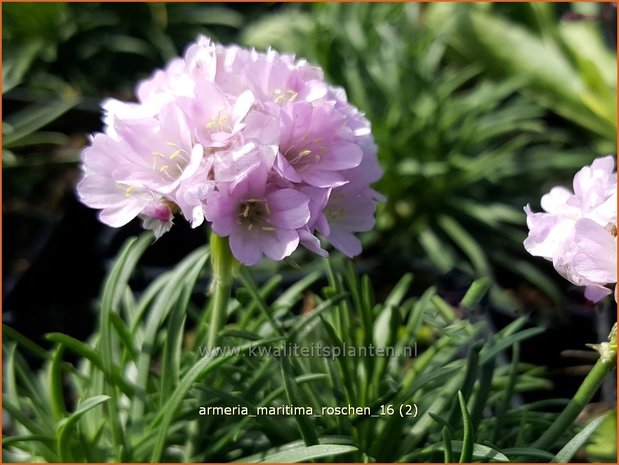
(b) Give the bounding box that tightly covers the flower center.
[283,135,328,172]
[206,108,232,132]
[273,88,298,104]
[115,182,136,198]
[152,142,190,182]
[238,198,274,232]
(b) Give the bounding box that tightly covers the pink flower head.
[77,36,383,265]
[524,156,617,301]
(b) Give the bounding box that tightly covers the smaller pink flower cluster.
[524,156,617,302]
[77,37,383,265]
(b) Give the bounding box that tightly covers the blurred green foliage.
[2,2,251,95]
[431,3,616,145]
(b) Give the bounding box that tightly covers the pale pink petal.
[260,229,299,261]
[326,228,362,258]
[268,189,310,229]
[230,231,263,266]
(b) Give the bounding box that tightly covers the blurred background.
[2,3,617,454]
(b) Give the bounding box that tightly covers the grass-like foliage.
[3,234,597,463]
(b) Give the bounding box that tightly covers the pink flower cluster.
[524,156,617,302]
[77,37,383,265]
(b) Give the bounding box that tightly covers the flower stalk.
[206,232,236,350]
[531,323,617,452]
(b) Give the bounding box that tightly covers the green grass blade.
[159,252,208,406]
[236,443,358,463]
[448,341,481,428]
[99,233,152,459]
[56,395,110,462]
[239,268,284,335]
[130,246,208,428]
[551,414,608,463]
[438,214,491,276]
[45,333,134,396]
[49,345,66,422]
[3,96,79,147]
[458,391,474,463]
[479,327,544,365]
[280,355,319,446]
[460,277,491,310]
[3,324,49,360]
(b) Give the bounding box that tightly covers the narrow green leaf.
[418,228,454,272]
[438,214,491,276]
[443,428,453,463]
[4,131,69,149]
[493,343,521,444]
[405,374,463,451]
[422,441,510,462]
[273,270,322,313]
[460,277,491,310]
[458,391,474,463]
[57,395,110,462]
[3,324,49,360]
[384,273,413,308]
[287,293,347,341]
[239,268,284,336]
[3,96,79,146]
[130,246,207,428]
[159,252,207,406]
[551,414,608,463]
[479,327,544,365]
[237,443,358,463]
[2,434,55,449]
[2,40,44,93]
[49,345,66,421]
[109,313,138,361]
[45,333,134,396]
[501,447,555,461]
[281,355,319,446]
[448,342,481,428]
[470,345,495,433]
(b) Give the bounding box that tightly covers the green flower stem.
[206,233,236,350]
[531,323,617,452]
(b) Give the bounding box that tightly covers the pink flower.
[524,156,617,301]
[77,35,382,264]
[205,165,310,265]
[77,134,157,227]
[276,101,363,188]
[112,103,203,194]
